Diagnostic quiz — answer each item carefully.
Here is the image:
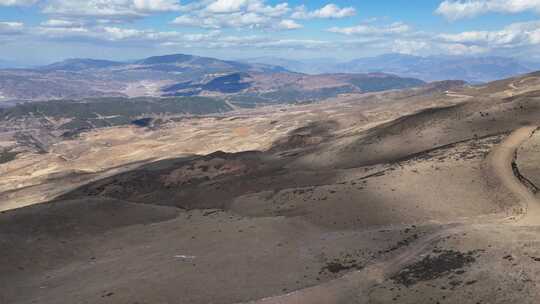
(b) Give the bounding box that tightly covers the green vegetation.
[0,149,18,164]
[258,86,355,103]
[229,86,355,107]
[227,76,424,108]
[0,96,233,131]
[345,76,424,92]
[227,95,275,108]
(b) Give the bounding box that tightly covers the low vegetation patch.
[392,249,482,287]
[0,149,18,164]
[1,96,233,131]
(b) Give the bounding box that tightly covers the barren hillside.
[2,73,540,304]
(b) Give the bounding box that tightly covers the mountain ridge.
[0,53,426,102]
[242,53,540,83]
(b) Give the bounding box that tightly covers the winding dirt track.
[244,126,539,304]
[488,126,540,225]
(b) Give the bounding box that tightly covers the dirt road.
[488,126,539,225]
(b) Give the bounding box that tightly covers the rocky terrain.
[2,71,540,304]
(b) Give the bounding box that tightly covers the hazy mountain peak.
[245,53,540,83]
[135,54,197,65]
[40,58,124,72]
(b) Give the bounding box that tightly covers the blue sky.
[1,0,540,64]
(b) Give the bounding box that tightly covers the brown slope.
[3,72,540,304]
[290,76,540,170]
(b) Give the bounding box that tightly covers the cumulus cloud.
[418,20,540,57]
[172,12,273,29]
[438,21,540,47]
[34,21,326,51]
[36,26,93,39]
[247,1,289,17]
[291,4,356,19]
[171,0,298,30]
[36,24,183,45]
[328,22,411,35]
[251,39,329,49]
[207,0,250,13]
[133,0,182,12]
[41,19,83,28]
[436,0,540,20]
[0,0,37,6]
[441,43,489,55]
[327,17,530,56]
[0,21,24,34]
[203,0,290,16]
[171,1,355,31]
[28,1,352,32]
[392,39,429,55]
[277,19,302,30]
[42,0,182,20]
[5,1,539,59]
[30,13,315,50]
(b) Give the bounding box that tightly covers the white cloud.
[182,31,221,42]
[435,1,486,20]
[172,15,209,27]
[36,24,184,44]
[171,0,298,30]
[277,19,302,30]
[172,1,357,31]
[41,19,82,28]
[392,39,429,55]
[0,0,37,6]
[7,1,540,59]
[208,0,249,13]
[248,1,289,17]
[0,21,24,34]
[292,4,356,19]
[36,26,92,39]
[251,39,329,49]
[205,0,290,15]
[428,20,540,57]
[436,0,540,20]
[441,43,489,55]
[102,27,147,40]
[328,22,411,35]
[438,21,540,47]
[30,18,329,51]
[327,18,530,56]
[133,0,182,12]
[42,0,182,20]
[173,12,271,29]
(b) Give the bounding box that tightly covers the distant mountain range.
[2,53,536,103]
[242,54,540,83]
[0,53,425,102]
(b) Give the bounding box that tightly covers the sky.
[1,0,540,65]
